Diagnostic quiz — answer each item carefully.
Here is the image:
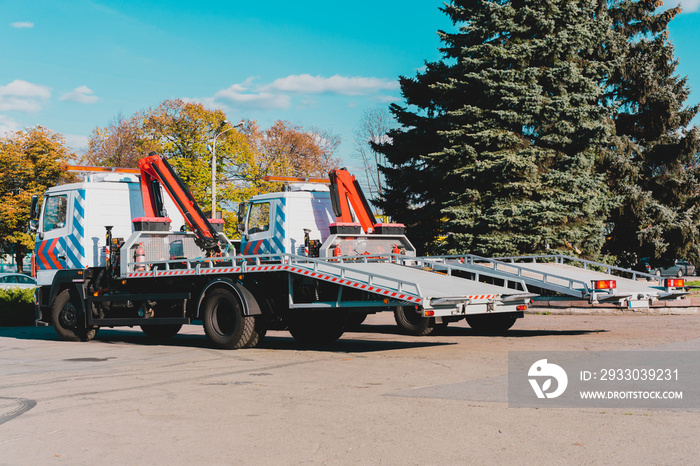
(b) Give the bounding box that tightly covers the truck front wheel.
[52,289,96,342]
[202,289,255,349]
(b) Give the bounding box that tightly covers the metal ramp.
[123,247,533,316]
[406,254,686,307]
[310,260,533,307]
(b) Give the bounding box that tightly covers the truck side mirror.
[29,195,40,232]
[30,195,39,220]
[237,202,247,234]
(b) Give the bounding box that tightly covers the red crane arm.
[138,153,221,253]
[328,169,377,233]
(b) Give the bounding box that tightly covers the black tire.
[466,314,518,335]
[677,270,683,278]
[202,288,255,349]
[655,269,661,276]
[393,307,438,336]
[52,289,96,342]
[287,310,346,345]
[140,324,182,340]
[241,316,267,348]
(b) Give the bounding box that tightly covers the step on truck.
[30,153,533,348]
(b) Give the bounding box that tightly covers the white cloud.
[0,80,51,112]
[60,85,98,104]
[194,74,399,113]
[374,95,400,103]
[212,78,291,110]
[679,0,700,12]
[0,115,20,135]
[265,74,399,96]
[11,21,34,29]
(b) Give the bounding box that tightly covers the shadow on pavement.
[0,325,455,353]
[346,323,608,338]
[257,335,453,353]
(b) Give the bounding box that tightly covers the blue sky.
[1,0,699,173]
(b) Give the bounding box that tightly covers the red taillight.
[593,280,616,290]
[665,278,684,288]
[517,304,527,311]
[424,310,435,317]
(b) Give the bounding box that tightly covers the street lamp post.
[208,120,242,218]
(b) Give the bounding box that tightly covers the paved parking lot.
[1,313,699,464]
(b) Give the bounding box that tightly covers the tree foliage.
[83,99,341,238]
[604,0,700,267]
[0,126,73,272]
[83,99,255,216]
[378,0,617,258]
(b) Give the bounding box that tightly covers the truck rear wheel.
[466,314,518,335]
[140,324,182,340]
[288,310,346,345]
[393,307,438,336]
[52,289,96,342]
[202,289,255,349]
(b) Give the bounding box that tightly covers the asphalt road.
[1,313,699,464]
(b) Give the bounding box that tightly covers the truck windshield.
[248,202,270,234]
[43,195,68,232]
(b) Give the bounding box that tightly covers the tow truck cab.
[239,183,335,257]
[32,172,186,290]
[239,182,416,258]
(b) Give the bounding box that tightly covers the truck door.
[34,190,86,284]
[241,201,272,255]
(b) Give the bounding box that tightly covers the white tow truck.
[30,154,532,348]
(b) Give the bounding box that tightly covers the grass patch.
[0,288,36,326]
[683,281,700,295]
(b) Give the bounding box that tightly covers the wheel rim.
[59,302,78,329]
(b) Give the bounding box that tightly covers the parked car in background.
[0,273,37,289]
[637,258,696,277]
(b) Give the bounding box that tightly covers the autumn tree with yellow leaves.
[83,99,341,237]
[0,127,74,272]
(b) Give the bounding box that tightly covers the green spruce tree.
[604,0,700,268]
[378,0,617,258]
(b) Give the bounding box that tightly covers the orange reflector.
[517,305,527,311]
[593,280,616,290]
[424,310,435,317]
[665,278,685,288]
[262,175,330,184]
